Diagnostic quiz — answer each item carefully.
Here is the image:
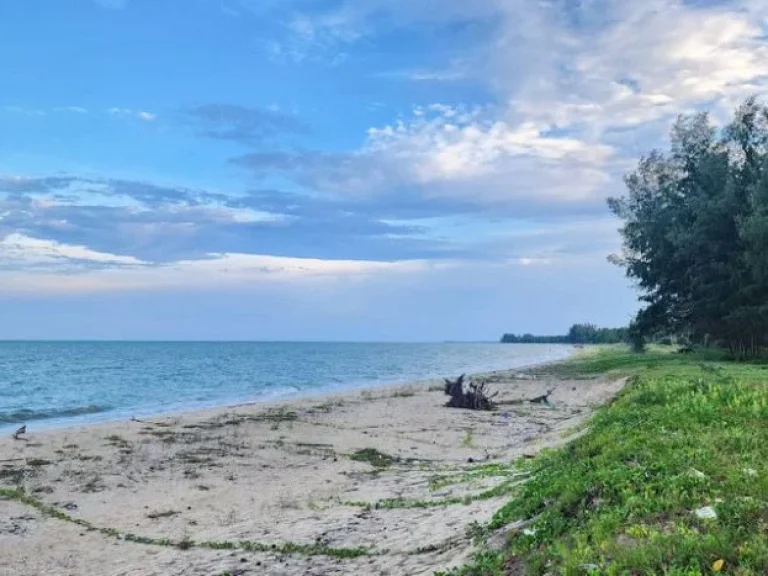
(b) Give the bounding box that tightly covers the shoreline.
[2,345,575,434]
[0,350,617,576]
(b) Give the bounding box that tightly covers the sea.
[0,341,573,431]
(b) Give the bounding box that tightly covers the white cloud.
[0,233,144,270]
[136,110,157,122]
[0,234,440,294]
[280,0,497,47]
[2,106,45,117]
[254,105,617,207]
[109,108,157,122]
[377,59,469,82]
[516,257,551,267]
[304,0,768,124]
[366,108,614,184]
[8,178,288,225]
[169,203,289,224]
[54,106,88,114]
[288,10,363,45]
[498,0,768,135]
[263,0,497,63]
[266,0,768,209]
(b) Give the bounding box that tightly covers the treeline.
[500,324,628,344]
[609,97,768,357]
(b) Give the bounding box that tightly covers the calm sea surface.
[0,342,572,430]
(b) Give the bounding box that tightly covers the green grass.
[345,476,525,510]
[350,447,396,469]
[202,540,369,558]
[428,463,524,491]
[442,347,768,576]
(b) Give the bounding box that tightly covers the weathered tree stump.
[443,374,497,410]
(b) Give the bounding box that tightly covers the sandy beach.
[0,364,624,576]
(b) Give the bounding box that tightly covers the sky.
[1,0,767,341]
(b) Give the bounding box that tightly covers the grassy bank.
[444,347,768,575]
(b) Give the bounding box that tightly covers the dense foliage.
[500,323,627,344]
[609,97,768,357]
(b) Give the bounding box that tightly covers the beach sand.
[0,365,624,576]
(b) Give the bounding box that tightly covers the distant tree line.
[500,324,628,345]
[609,97,768,357]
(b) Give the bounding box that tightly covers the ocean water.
[0,342,572,430]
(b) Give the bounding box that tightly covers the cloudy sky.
[1,0,767,340]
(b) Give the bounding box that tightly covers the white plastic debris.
[688,468,707,479]
[694,506,717,520]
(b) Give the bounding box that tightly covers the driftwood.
[527,388,556,405]
[443,374,498,410]
[497,387,557,407]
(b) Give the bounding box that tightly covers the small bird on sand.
[13,425,26,440]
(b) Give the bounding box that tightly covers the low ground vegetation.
[443,347,768,575]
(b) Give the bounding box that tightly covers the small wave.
[258,385,301,400]
[0,404,112,425]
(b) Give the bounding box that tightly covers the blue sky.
[1,0,766,340]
